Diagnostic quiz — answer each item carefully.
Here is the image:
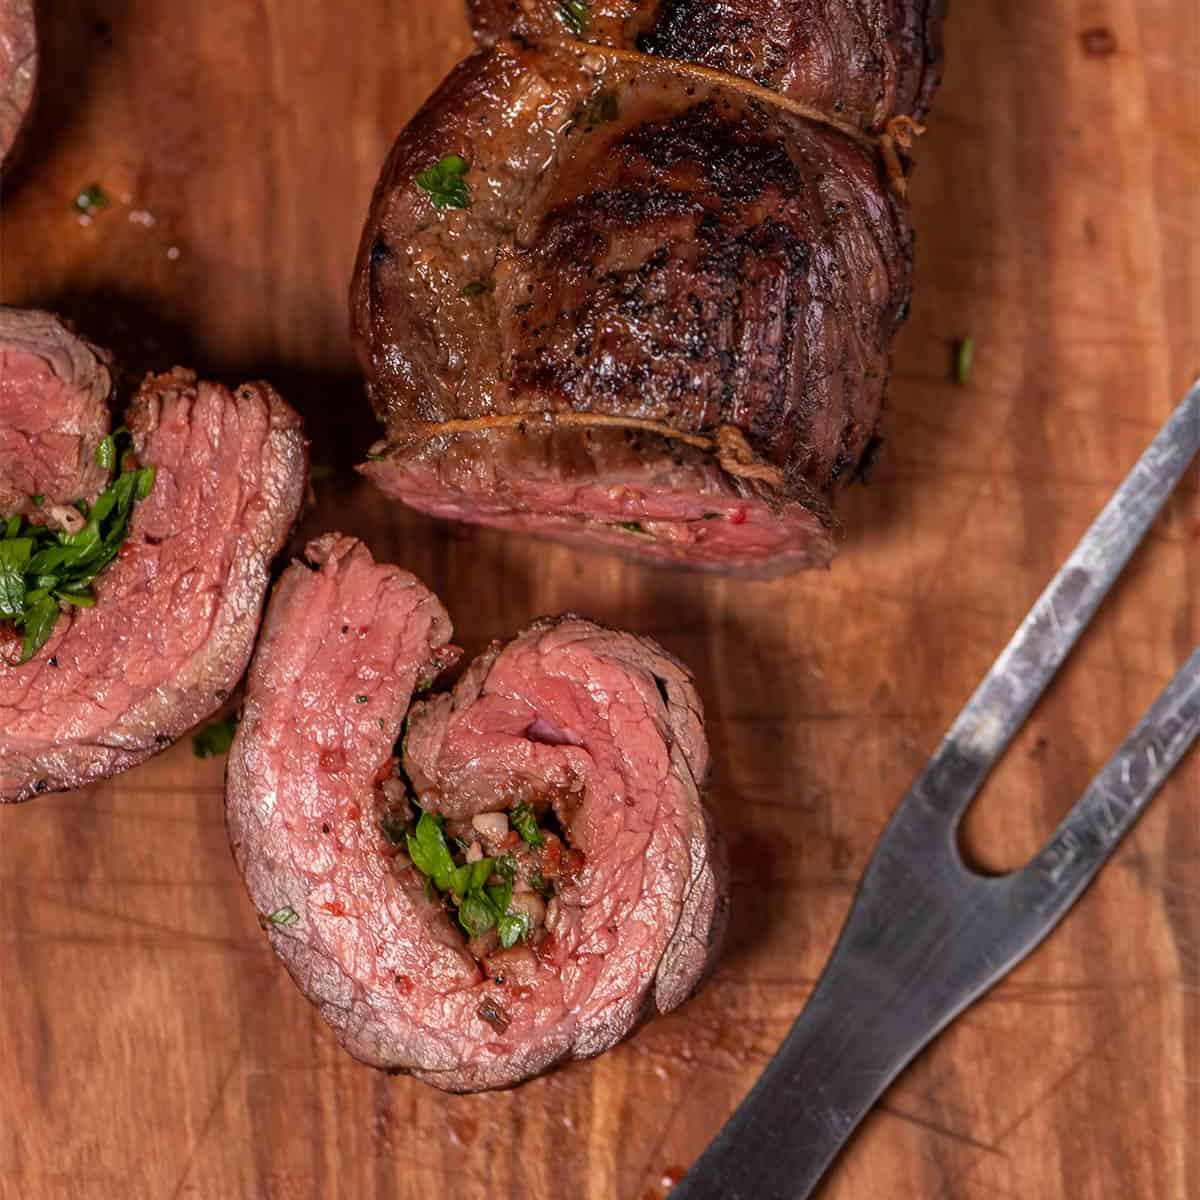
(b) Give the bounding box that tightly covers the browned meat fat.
[352,5,945,573]
[0,0,36,169]
[226,535,726,1092]
[1,321,309,803]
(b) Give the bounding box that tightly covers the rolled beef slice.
[353,39,916,572]
[0,308,113,519]
[0,0,36,168]
[1,367,308,803]
[226,534,725,1091]
[469,0,946,132]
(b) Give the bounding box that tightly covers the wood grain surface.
[1,2,1197,1198]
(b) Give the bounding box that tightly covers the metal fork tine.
[915,380,1200,820]
[1015,647,1200,915]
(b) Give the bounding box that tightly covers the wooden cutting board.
[1,3,1196,1198]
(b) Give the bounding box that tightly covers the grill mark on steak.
[226,536,726,1091]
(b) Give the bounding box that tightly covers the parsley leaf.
[73,183,111,216]
[954,336,975,386]
[266,906,300,926]
[510,802,544,847]
[415,155,470,210]
[193,717,239,758]
[406,811,457,891]
[558,0,590,35]
[498,910,531,950]
[459,893,498,938]
[0,430,157,662]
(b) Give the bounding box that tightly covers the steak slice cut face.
[1,361,308,803]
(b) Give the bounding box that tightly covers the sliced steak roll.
[0,0,36,169]
[353,41,912,573]
[469,0,947,131]
[226,534,725,1092]
[0,308,113,519]
[0,368,308,803]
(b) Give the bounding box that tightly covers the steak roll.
[1,311,309,803]
[0,0,36,170]
[226,534,725,1091]
[352,5,946,574]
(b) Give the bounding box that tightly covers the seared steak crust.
[227,536,725,1091]
[469,0,946,132]
[0,369,308,803]
[353,38,915,571]
[0,0,36,169]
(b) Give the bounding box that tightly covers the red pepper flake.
[394,974,413,995]
[319,747,348,773]
[728,506,747,526]
[346,803,361,821]
[322,900,347,917]
[371,755,397,786]
[500,830,521,851]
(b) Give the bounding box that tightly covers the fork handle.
[671,937,948,1199]
[672,808,987,1200]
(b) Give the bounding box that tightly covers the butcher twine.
[383,414,786,489]
[557,41,928,200]
[382,39,930,493]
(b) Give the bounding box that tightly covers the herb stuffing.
[577,91,618,129]
[558,0,590,35]
[0,432,157,661]
[415,155,471,210]
[510,802,544,847]
[405,811,534,949]
[193,717,239,759]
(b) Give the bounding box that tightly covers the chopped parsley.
[510,802,544,847]
[614,521,648,534]
[0,433,157,662]
[405,812,530,943]
[558,0,590,35]
[95,435,116,469]
[461,280,488,297]
[266,905,300,927]
[415,155,470,210]
[578,91,618,129]
[354,694,369,704]
[73,183,111,217]
[192,717,239,759]
[954,336,975,386]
